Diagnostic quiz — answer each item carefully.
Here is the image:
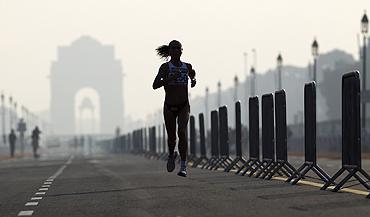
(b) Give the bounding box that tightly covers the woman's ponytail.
[156,45,170,59]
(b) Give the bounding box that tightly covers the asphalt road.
[1,154,370,217]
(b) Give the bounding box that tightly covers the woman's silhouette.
[152,40,196,177]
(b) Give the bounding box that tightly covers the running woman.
[152,40,196,177]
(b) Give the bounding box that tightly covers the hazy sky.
[0,0,368,122]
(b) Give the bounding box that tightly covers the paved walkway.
[1,154,370,217]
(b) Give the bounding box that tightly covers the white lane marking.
[35,192,46,195]
[17,156,74,217]
[49,165,67,180]
[18,210,34,216]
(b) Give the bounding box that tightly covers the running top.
[153,61,191,106]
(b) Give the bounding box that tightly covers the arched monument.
[50,36,124,134]
[78,97,96,134]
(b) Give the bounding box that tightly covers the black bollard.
[203,110,220,169]
[149,126,157,159]
[160,124,167,160]
[253,93,277,178]
[262,90,297,180]
[211,106,234,170]
[189,115,197,163]
[321,71,370,195]
[225,101,248,172]
[192,113,209,168]
[237,96,262,176]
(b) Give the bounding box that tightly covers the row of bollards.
[112,71,370,199]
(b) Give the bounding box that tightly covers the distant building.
[50,36,124,134]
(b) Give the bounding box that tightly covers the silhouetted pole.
[1,92,6,145]
[361,11,368,129]
[312,38,319,83]
[9,96,13,130]
[277,53,283,90]
[217,81,222,107]
[30,113,35,130]
[243,52,248,125]
[234,75,239,102]
[205,87,209,131]
[24,108,29,130]
[233,75,239,128]
[251,48,257,96]
[250,67,256,96]
[14,102,17,125]
[308,61,312,82]
[252,49,257,71]
[243,52,248,77]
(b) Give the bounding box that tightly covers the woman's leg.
[177,105,190,161]
[163,105,177,156]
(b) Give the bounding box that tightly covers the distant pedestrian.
[17,118,27,156]
[115,126,121,153]
[8,129,17,158]
[31,126,41,159]
[152,40,197,177]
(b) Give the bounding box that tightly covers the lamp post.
[9,96,13,130]
[217,81,222,108]
[250,67,256,96]
[311,38,319,82]
[251,48,257,96]
[277,53,283,90]
[252,49,257,70]
[205,87,209,131]
[308,61,312,82]
[244,52,248,125]
[234,75,239,102]
[362,11,369,129]
[1,92,5,145]
[243,52,248,95]
[24,108,28,129]
[14,102,17,125]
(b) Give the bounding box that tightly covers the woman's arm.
[153,63,180,89]
[152,64,167,89]
[186,63,196,88]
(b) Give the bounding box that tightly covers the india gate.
[49,36,124,134]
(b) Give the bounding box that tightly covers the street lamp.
[24,108,28,129]
[362,11,369,34]
[311,38,319,82]
[250,67,256,96]
[217,81,222,108]
[243,52,249,125]
[9,96,13,130]
[362,11,369,129]
[307,61,312,82]
[1,92,5,145]
[205,87,209,131]
[234,75,239,102]
[243,52,248,77]
[277,53,283,90]
[14,102,17,124]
